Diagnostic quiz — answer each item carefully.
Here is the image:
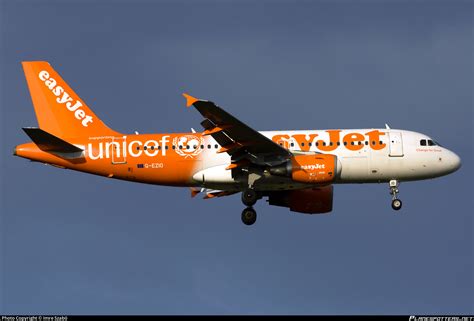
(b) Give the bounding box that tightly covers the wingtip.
[182,93,199,107]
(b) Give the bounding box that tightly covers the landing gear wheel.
[391,199,402,211]
[241,188,258,206]
[241,207,257,225]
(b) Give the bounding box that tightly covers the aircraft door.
[388,132,404,157]
[110,136,127,164]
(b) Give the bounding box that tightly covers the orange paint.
[22,62,118,139]
[291,134,318,152]
[290,154,337,184]
[203,125,230,136]
[15,61,392,217]
[15,133,207,187]
[366,130,386,150]
[315,130,340,152]
[343,133,365,151]
[272,134,291,149]
[217,142,241,154]
[182,93,199,107]
[271,130,386,152]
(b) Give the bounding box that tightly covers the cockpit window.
[421,138,442,147]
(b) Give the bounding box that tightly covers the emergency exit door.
[388,132,404,157]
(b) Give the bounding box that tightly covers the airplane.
[14,61,462,225]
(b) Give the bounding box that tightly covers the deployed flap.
[183,93,291,166]
[22,127,83,153]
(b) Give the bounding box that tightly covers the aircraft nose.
[446,150,462,173]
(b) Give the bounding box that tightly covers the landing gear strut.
[241,207,257,225]
[389,179,402,211]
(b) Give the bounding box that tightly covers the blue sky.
[1,0,472,314]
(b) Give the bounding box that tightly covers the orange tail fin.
[22,61,120,139]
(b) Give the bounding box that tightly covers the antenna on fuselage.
[385,123,391,130]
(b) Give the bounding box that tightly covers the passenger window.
[365,141,368,145]
[308,142,312,146]
[200,145,204,149]
[337,142,340,146]
[315,142,319,147]
[186,145,190,150]
[301,142,305,147]
[144,146,147,150]
[215,144,218,149]
[329,142,333,146]
[420,139,426,146]
[207,144,211,149]
[172,146,176,150]
[136,146,140,150]
[165,146,169,150]
[290,143,294,147]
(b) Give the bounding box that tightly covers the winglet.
[182,93,199,107]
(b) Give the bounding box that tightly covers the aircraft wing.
[183,93,291,167]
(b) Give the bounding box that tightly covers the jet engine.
[269,154,341,184]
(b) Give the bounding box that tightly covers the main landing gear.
[241,207,257,225]
[242,188,258,206]
[389,179,402,211]
[241,188,259,225]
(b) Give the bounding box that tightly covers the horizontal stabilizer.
[22,127,83,153]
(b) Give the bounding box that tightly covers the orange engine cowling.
[269,154,339,184]
[268,186,333,214]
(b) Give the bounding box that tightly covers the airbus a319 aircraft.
[15,62,461,225]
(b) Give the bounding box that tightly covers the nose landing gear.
[389,180,402,211]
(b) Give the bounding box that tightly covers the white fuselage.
[193,128,461,190]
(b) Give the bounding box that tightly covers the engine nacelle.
[268,186,333,214]
[269,154,340,184]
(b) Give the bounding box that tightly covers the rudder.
[22,61,120,139]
